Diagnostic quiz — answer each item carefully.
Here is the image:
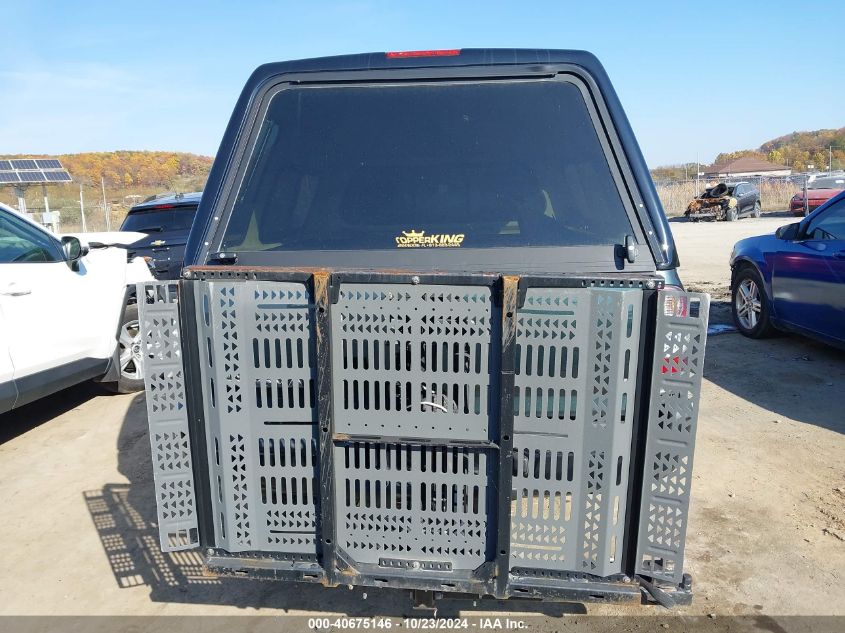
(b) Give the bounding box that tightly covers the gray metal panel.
[335,442,493,569]
[332,284,495,441]
[510,434,579,567]
[193,280,319,557]
[138,282,199,551]
[636,291,709,585]
[510,288,642,577]
[254,424,320,554]
[576,289,643,577]
[513,289,590,435]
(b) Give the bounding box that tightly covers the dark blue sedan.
[730,190,845,349]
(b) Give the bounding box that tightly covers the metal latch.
[618,234,639,264]
[208,251,238,265]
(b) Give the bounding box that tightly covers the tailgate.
[139,269,708,603]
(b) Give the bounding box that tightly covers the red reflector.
[386,49,461,59]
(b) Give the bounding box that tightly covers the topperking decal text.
[395,229,465,248]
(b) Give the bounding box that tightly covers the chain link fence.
[12,203,126,234]
[0,173,808,233]
[1,177,203,235]
[654,175,801,216]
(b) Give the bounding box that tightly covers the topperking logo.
[395,229,465,248]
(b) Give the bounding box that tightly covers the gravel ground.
[0,211,842,629]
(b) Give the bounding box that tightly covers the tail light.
[386,49,461,59]
[664,294,689,317]
[664,294,701,318]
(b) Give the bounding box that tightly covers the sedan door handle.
[834,251,845,260]
[0,284,32,296]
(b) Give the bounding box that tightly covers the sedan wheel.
[731,267,775,338]
[735,279,761,330]
[118,318,143,381]
[103,302,146,393]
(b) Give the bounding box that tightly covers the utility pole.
[79,184,87,233]
[803,174,809,216]
[101,177,109,231]
[824,145,843,175]
[696,153,700,193]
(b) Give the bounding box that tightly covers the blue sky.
[1,0,842,166]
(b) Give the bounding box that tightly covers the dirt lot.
[0,212,842,627]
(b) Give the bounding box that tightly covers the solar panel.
[44,171,72,182]
[35,159,62,169]
[10,159,37,170]
[17,171,46,183]
[0,158,71,186]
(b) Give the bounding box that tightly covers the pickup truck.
[138,49,709,609]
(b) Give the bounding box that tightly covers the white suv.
[0,202,153,414]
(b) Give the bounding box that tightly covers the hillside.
[653,127,845,180]
[0,151,214,231]
[0,150,213,190]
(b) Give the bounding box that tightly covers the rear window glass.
[121,206,197,232]
[221,80,634,253]
[808,177,845,190]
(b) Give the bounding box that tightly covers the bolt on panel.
[331,284,497,442]
[193,280,320,556]
[139,282,199,551]
[510,288,642,578]
[636,291,709,585]
[334,441,494,569]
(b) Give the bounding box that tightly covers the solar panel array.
[0,158,72,184]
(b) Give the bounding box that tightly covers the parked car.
[790,175,845,216]
[119,191,201,279]
[137,49,710,610]
[0,202,153,414]
[685,181,760,221]
[730,190,845,349]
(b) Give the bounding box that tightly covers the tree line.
[1,151,213,189]
[652,127,845,180]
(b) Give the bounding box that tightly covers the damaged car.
[685,181,761,222]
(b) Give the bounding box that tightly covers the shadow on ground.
[0,382,102,445]
[83,393,585,617]
[81,307,843,615]
[702,331,844,435]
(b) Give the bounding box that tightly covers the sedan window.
[0,210,63,263]
[807,200,845,240]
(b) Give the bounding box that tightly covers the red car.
[790,176,845,216]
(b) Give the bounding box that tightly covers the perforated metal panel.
[255,425,320,554]
[335,442,493,569]
[139,282,199,551]
[509,288,642,577]
[636,291,709,584]
[194,280,320,557]
[145,274,708,598]
[332,284,496,441]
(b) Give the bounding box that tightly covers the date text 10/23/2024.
[305,618,528,630]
